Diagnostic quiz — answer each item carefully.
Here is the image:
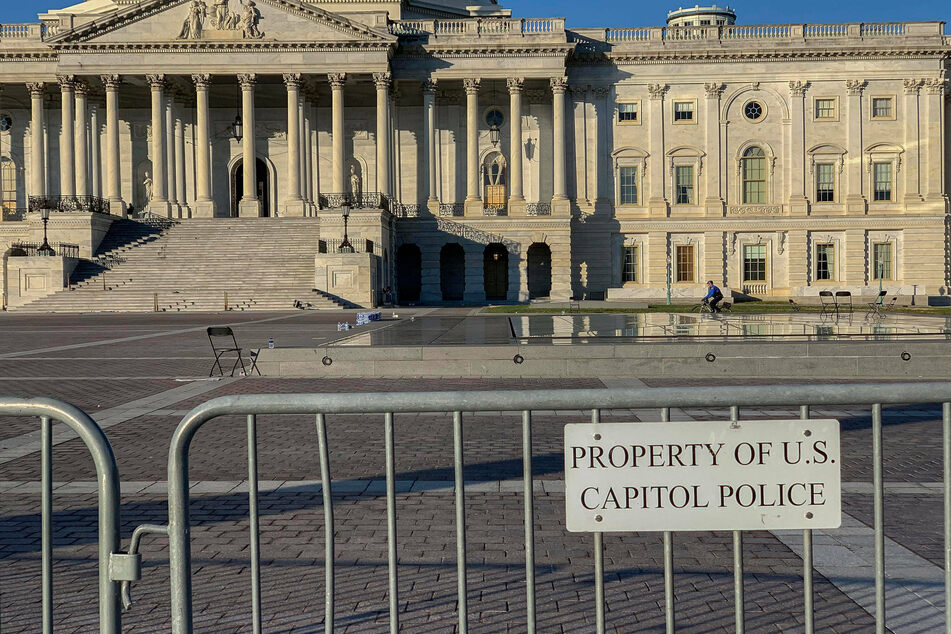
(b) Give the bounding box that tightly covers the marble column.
[28,83,46,198]
[328,73,346,197]
[704,82,726,214]
[305,102,315,212]
[423,79,438,210]
[165,94,178,215]
[845,79,867,212]
[283,73,304,216]
[787,81,808,214]
[174,102,188,216]
[59,75,76,197]
[925,78,948,202]
[374,72,392,197]
[299,95,307,208]
[192,75,214,217]
[463,78,481,212]
[238,73,260,216]
[90,104,101,199]
[647,83,668,216]
[74,80,89,198]
[147,74,170,215]
[102,75,123,214]
[903,78,924,204]
[550,77,568,212]
[507,77,525,206]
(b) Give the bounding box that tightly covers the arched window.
[742,147,766,204]
[0,157,16,211]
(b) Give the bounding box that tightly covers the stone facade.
[0,0,948,305]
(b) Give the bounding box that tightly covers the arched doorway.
[483,152,507,212]
[483,243,509,301]
[396,244,422,304]
[527,243,552,299]
[440,243,465,301]
[231,157,270,217]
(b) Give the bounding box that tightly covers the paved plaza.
[0,309,947,632]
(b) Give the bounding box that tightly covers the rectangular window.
[816,163,835,202]
[815,98,836,120]
[0,158,14,210]
[872,97,893,119]
[675,165,694,204]
[873,162,892,201]
[743,244,767,282]
[815,243,835,281]
[873,243,893,280]
[742,152,766,204]
[622,245,638,283]
[676,245,695,282]
[618,166,638,205]
[618,102,638,123]
[673,101,694,122]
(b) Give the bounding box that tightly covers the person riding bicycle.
[702,280,724,313]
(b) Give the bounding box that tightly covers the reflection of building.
[0,0,948,308]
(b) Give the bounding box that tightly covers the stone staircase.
[13,218,354,313]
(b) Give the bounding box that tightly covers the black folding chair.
[207,326,259,377]
[835,290,853,315]
[818,290,837,317]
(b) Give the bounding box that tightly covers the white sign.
[565,420,841,532]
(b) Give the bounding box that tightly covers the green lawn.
[483,302,951,316]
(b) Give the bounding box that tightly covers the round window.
[0,114,11,132]
[485,109,504,128]
[744,101,764,122]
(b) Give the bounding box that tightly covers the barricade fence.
[5,383,951,633]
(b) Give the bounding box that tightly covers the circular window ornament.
[743,101,765,122]
[0,114,11,132]
[485,109,504,128]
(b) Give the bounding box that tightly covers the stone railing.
[0,23,47,42]
[584,21,939,44]
[439,203,464,217]
[526,203,552,216]
[392,203,422,218]
[389,17,565,38]
[742,283,769,296]
[29,195,111,214]
[435,217,520,254]
[1,207,27,222]
[318,192,391,212]
[483,205,507,217]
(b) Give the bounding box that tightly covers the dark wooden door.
[483,244,509,301]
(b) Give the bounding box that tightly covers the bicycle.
[690,299,714,313]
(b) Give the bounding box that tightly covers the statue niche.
[179,0,264,40]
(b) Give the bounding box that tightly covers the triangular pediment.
[48,0,396,47]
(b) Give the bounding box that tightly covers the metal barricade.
[0,397,132,634]
[143,383,951,633]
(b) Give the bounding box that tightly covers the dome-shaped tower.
[666,5,736,26]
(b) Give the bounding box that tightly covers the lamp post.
[666,254,672,306]
[37,207,55,256]
[337,204,354,253]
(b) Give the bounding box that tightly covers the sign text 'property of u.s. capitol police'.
[564,420,841,533]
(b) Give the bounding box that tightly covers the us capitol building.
[0,0,948,308]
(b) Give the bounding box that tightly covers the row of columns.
[423,76,569,211]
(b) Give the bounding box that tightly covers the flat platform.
[255,312,951,379]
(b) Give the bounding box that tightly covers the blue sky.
[4,0,949,28]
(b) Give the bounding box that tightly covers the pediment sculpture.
[179,0,265,41]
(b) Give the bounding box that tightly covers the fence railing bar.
[730,405,745,634]
[316,413,335,633]
[453,410,468,634]
[872,403,885,634]
[522,409,536,633]
[41,414,53,634]
[246,415,262,634]
[384,412,399,634]
[800,404,815,634]
[661,406,674,634]
[591,408,605,634]
[943,402,951,634]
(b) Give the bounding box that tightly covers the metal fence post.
[522,410,536,633]
[591,408,605,634]
[316,413,335,633]
[872,403,885,634]
[453,411,469,634]
[731,405,745,634]
[384,412,399,634]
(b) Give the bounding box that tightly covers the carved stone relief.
[179,0,264,41]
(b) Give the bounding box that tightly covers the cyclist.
[702,280,724,313]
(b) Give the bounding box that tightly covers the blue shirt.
[703,285,721,300]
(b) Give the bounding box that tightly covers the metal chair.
[865,290,889,320]
[835,290,853,315]
[207,326,259,377]
[818,291,837,316]
[787,298,802,312]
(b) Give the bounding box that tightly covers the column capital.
[550,76,568,95]
[328,73,347,90]
[647,83,668,100]
[846,79,867,95]
[463,78,481,95]
[902,78,924,95]
[373,72,393,90]
[422,78,438,95]
[74,79,90,95]
[506,77,524,93]
[704,82,726,98]
[238,73,257,89]
[100,74,122,90]
[283,73,302,89]
[925,77,949,95]
[191,74,211,89]
[57,74,75,90]
[146,74,167,90]
[787,80,808,97]
[27,82,45,97]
